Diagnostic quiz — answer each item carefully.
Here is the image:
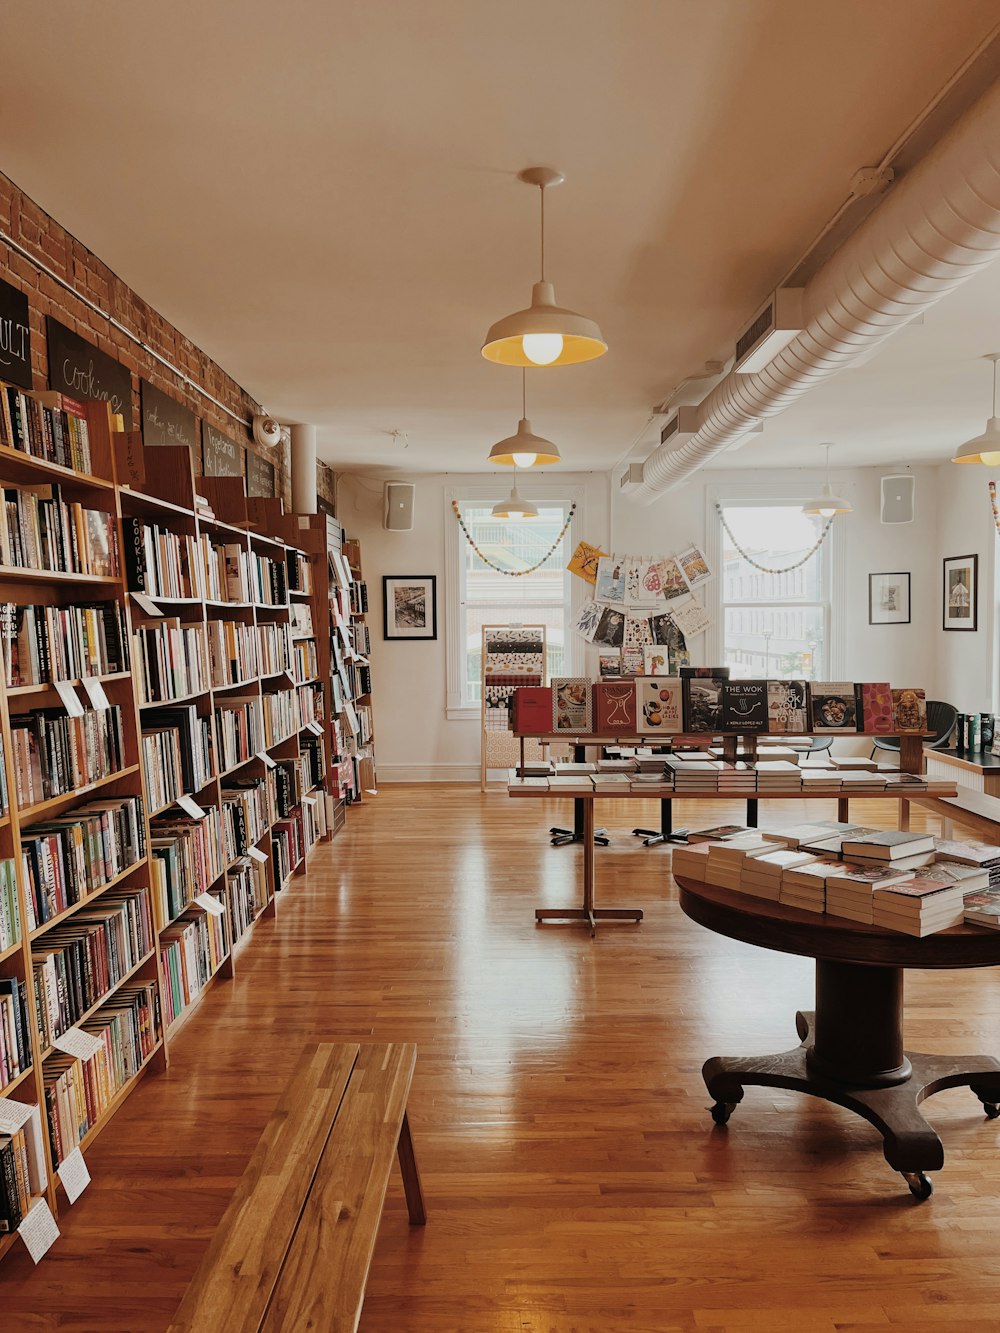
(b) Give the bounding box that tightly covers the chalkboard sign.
[46,317,133,428]
[140,379,198,450]
[202,422,245,478]
[0,278,32,390]
[246,449,276,498]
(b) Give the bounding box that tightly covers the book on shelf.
[221,780,269,861]
[766,680,809,733]
[159,906,228,1028]
[681,673,726,732]
[215,696,264,773]
[2,601,127,688]
[135,619,210,703]
[809,683,857,732]
[720,680,768,733]
[0,976,31,1089]
[552,678,591,733]
[122,518,200,600]
[10,705,125,806]
[0,861,21,953]
[227,859,270,945]
[635,677,681,734]
[856,682,895,734]
[592,680,637,732]
[1,484,118,578]
[250,551,288,606]
[892,687,927,733]
[262,689,298,748]
[839,831,936,860]
[142,706,214,810]
[0,384,93,473]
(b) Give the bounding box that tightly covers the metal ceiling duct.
[633,77,1000,501]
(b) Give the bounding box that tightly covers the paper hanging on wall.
[670,600,710,638]
[625,557,661,609]
[620,646,644,676]
[598,650,622,678]
[677,544,713,590]
[594,556,626,604]
[566,541,607,584]
[592,605,625,647]
[656,555,693,603]
[623,614,653,647]
[643,646,671,675]
[573,598,603,643]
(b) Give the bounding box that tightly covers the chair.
[870,700,958,759]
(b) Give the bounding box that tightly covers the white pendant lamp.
[952,354,1000,464]
[481,167,607,368]
[491,482,538,519]
[487,369,561,467]
[802,444,852,517]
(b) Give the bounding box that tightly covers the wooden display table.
[508,783,957,935]
[675,875,1000,1199]
[925,744,1000,797]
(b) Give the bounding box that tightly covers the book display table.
[925,744,1000,797]
[675,874,1000,1199]
[508,784,957,935]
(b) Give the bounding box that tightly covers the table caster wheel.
[710,1101,737,1126]
[902,1171,933,1201]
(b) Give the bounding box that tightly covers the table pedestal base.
[704,1005,1000,1197]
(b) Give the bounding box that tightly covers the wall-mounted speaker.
[384,481,415,531]
[880,474,914,524]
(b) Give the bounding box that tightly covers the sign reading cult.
[46,317,133,428]
[0,278,32,390]
[140,379,198,450]
[202,422,244,477]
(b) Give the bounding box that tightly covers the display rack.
[0,401,328,1262]
[480,624,548,792]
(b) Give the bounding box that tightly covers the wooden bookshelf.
[0,405,330,1258]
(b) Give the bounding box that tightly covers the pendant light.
[481,167,607,368]
[802,444,852,517]
[952,354,1000,464]
[487,369,561,467]
[491,482,538,519]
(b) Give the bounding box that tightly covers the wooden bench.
[169,1042,425,1333]
[905,787,1000,842]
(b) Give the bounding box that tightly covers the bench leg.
[396,1110,426,1226]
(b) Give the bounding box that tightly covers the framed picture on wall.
[868,572,910,625]
[942,554,978,631]
[383,575,437,640]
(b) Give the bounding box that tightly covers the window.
[720,502,830,680]
[453,499,575,709]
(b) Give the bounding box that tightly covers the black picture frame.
[942,553,978,632]
[383,575,437,641]
[868,572,911,625]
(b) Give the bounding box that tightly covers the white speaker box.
[384,481,415,531]
[880,474,914,524]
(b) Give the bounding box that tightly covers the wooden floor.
[4,787,1000,1331]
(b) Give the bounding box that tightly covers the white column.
[290,423,318,514]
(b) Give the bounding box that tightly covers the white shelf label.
[258,751,277,769]
[194,892,226,917]
[177,795,206,820]
[52,1027,104,1061]
[247,846,268,863]
[57,1147,91,1205]
[131,591,163,617]
[0,1098,33,1133]
[18,1199,60,1263]
[54,680,85,718]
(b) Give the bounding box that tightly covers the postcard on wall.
[620,645,644,676]
[567,540,607,585]
[656,555,692,604]
[625,556,661,609]
[593,605,625,647]
[669,600,710,639]
[598,650,622,678]
[573,598,604,643]
[623,614,653,648]
[595,555,626,604]
[677,544,713,590]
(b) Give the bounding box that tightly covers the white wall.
[339,471,610,780]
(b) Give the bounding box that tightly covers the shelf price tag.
[194,892,226,916]
[52,1027,104,1061]
[247,846,268,863]
[81,677,111,710]
[18,1199,60,1264]
[54,680,85,718]
[57,1147,91,1205]
[131,591,163,618]
[177,795,206,819]
[0,1099,33,1133]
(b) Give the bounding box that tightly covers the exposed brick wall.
[0,171,293,504]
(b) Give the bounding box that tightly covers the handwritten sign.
[140,379,198,451]
[0,277,32,390]
[46,317,133,428]
[246,449,276,498]
[202,421,244,478]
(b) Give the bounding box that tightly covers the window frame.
[705,483,846,680]
[445,481,586,719]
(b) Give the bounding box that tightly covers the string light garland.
[716,503,835,574]
[452,499,576,576]
[989,481,1000,535]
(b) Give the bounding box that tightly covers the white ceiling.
[2,1,999,475]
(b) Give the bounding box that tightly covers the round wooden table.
[675,874,1000,1199]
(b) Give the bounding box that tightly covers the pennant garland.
[451,500,577,576]
[716,503,835,575]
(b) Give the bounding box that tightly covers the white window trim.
[445,481,587,720]
[705,482,846,678]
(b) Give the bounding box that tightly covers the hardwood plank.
[168,1043,360,1333]
[260,1043,416,1333]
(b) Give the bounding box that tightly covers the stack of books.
[799,768,842,791]
[740,849,816,901]
[799,826,880,858]
[779,861,847,913]
[830,755,878,771]
[762,820,855,850]
[964,885,1000,930]
[838,770,888,793]
[882,770,930,791]
[717,761,758,795]
[872,879,965,936]
[670,842,711,881]
[597,757,636,773]
[548,773,594,794]
[754,760,802,792]
[705,834,777,890]
[674,761,723,792]
[839,830,936,862]
[825,866,914,924]
[507,771,550,789]
[591,772,632,792]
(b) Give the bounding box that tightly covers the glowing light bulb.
[512,452,538,468]
[818,507,837,519]
[522,333,563,365]
[980,451,1000,466]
